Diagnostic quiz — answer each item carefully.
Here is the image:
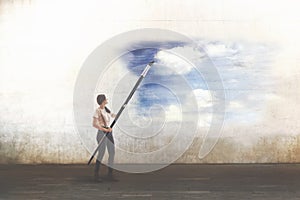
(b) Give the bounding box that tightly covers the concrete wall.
[1,0,300,164]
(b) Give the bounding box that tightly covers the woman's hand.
[105,127,112,132]
[111,113,116,118]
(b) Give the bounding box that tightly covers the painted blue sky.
[121,40,274,125]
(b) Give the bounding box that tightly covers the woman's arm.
[93,117,112,132]
[92,117,101,129]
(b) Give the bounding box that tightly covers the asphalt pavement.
[1,164,300,199]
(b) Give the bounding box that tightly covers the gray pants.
[95,130,115,175]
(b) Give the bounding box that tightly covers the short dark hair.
[97,94,106,105]
[96,94,111,113]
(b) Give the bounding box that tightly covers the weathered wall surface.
[1,0,300,164]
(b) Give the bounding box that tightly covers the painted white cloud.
[154,45,203,75]
[155,50,192,75]
[193,89,212,108]
[165,105,182,122]
[204,43,238,58]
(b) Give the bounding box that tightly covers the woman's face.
[102,98,108,105]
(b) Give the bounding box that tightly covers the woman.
[92,94,117,182]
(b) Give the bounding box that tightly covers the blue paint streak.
[123,41,186,76]
[122,41,207,110]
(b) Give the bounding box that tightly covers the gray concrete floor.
[0,164,300,200]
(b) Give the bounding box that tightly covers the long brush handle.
[87,61,154,165]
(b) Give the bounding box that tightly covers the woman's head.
[96,94,111,113]
[97,94,107,106]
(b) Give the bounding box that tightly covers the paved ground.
[0,164,300,199]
